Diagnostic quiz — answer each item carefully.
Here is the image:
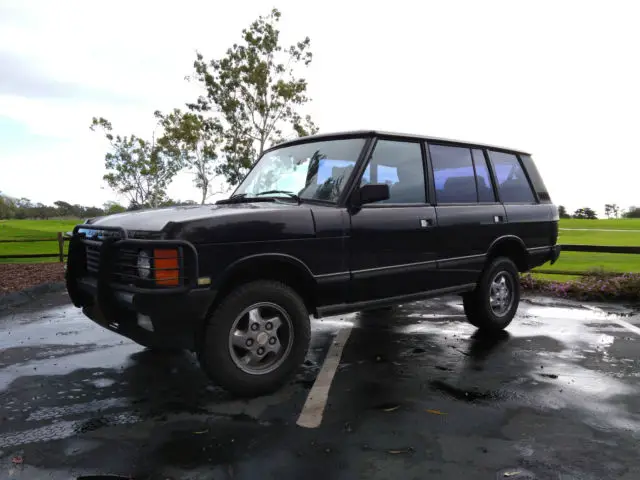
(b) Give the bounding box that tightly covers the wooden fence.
[0,232,70,262]
[1,236,639,275]
[531,244,640,276]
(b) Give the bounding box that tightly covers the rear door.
[485,150,554,250]
[427,143,508,288]
[348,138,439,302]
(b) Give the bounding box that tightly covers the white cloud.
[0,0,639,213]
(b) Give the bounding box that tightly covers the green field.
[539,218,640,280]
[0,219,81,263]
[559,218,640,230]
[2,219,640,276]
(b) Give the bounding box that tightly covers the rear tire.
[463,256,520,333]
[198,280,311,397]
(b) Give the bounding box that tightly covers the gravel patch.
[0,263,65,295]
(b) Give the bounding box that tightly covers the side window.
[487,151,536,203]
[429,144,478,204]
[471,149,496,202]
[519,154,551,202]
[360,140,425,204]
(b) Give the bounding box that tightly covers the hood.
[87,201,317,243]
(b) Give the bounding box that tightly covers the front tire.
[463,257,520,333]
[198,280,311,397]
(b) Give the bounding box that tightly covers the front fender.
[214,253,316,290]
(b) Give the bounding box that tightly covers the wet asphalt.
[1,292,640,480]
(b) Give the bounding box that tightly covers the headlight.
[137,250,152,278]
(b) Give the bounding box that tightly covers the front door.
[348,139,439,302]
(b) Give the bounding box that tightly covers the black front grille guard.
[66,224,199,310]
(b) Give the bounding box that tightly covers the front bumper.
[65,225,216,350]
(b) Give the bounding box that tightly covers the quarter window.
[360,140,425,204]
[487,151,536,203]
[429,144,478,204]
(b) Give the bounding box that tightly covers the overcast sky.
[1,0,638,215]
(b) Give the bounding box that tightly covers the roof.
[270,130,531,156]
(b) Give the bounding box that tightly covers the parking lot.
[1,292,640,480]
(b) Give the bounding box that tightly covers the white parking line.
[611,318,640,336]
[583,304,640,336]
[296,326,353,429]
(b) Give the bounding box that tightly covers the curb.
[0,282,67,311]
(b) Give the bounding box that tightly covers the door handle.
[420,218,434,228]
[494,215,505,223]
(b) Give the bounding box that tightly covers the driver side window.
[359,140,426,204]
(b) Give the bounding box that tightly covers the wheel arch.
[486,235,529,272]
[210,253,318,316]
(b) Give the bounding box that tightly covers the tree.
[54,200,75,217]
[187,7,319,187]
[30,202,50,219]
[604,203,620,219]
[158,198,199,207]
[155,109,227,204]
[90,117,182,209]
[558,205,570,219]
[573,207,598,220]
[0,194,16,219]
[624,206,640,218]
[84,206,105,218]
[0,193,109,219]
[12,198,31,219]
[103,201,126,215]
[15,197,32,209]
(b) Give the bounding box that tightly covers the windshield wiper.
[216,190,300,205]
[216,191,300,205]
[254,190,300,202]
[216,193,257,204]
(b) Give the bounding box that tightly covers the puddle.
[430,380,517,403]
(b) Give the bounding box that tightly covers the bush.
[521,272,640,302]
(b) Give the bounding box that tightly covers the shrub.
[520,272,640,302]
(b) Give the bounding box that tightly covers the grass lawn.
[559,218,640,230]
[534,218,640,280]
[0,219,81,263]
[558,229,640,246]
[0,219,81,239]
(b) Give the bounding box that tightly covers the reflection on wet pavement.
[1,292,640,479]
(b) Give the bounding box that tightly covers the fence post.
[57,232,64,263]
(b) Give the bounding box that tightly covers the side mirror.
[356,183,390,205]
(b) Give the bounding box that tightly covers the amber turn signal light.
[153,248,180,286]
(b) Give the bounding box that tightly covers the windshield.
[233,138,366,202]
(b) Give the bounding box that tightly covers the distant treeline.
[0,195,198,220]
[557,204,640,219]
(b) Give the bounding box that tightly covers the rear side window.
[429,144,478,204]
[519,154,551,202]
[487,151,536,203]
[471,149,496,202]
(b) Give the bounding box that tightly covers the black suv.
[65,130,560,396]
